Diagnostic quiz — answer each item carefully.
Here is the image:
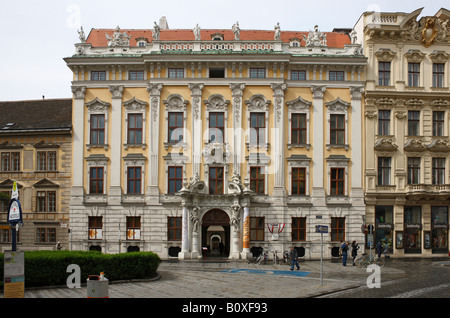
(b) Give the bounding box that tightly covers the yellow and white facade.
[355,8,450,256]
[65,22,367,259]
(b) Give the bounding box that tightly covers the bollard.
[86,274,109,298]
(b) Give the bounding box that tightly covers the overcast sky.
[0,0,447,101]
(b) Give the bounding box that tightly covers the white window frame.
[86,98,111,151]
[163,153,188,195]
[123,154,146,196]
[163,94,189,150]
[326,156,349,197]
[86,155,109,195]
[325,97,350,150]
[286,96,312,150]
[244,94,271,150]
[287,155,311,196]
[123,97,148,150]
[245,153,271,195]
[204,94,230,145]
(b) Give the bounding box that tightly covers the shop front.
[404,206,422,254]
[431,206,449,254]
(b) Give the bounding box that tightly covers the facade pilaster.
[310,85,327,197]
[230,83,245,175]
[147,83,163,203]
[70,86,86,204]
[349,86,364,190]
[188,83,204,176]
[108,85,124,205]
[271,83,288,197]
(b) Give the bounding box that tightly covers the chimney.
[159,16,169,29]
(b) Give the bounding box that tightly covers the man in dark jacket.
[341,241,349,266]
[290,246,300,270]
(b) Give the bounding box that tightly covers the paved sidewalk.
[24,258,405,298]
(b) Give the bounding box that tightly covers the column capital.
[188,83,204,96]
[271,83,287,97]
[229,83,245,97]
[109,85,124,99]
[147,83,163,96]
[349,86,364,100]
[71,86,86,100]
[311,85,327,99]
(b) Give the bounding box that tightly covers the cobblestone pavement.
[24,257,412,299]
[319,258,450,298]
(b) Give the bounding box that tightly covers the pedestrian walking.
[289,246,300,271]
[376,241,382,258]
[341,241,349,266]
[351,241,359,266]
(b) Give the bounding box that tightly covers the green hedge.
[0,250,161,288]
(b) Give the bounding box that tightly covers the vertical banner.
[243,207,249,249]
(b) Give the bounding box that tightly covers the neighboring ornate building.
[0,99,72,251]
[65,20,366,259]
[355,8,450,256]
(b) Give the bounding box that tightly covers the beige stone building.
[0,99,72,251]
[355,8,450,256]
[65,19,367,260]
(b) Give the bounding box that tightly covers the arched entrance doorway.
[202,209,230,258]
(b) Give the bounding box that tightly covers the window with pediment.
[123,97,148,150]
[163,94,189,149]
[204,94,230,144]
[86,98,111,151]
[245,94,270,150]
[286,96,312,150]
[326,98,350,150]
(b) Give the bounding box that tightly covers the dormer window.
[289,38,302,48]
[210,33,224,41]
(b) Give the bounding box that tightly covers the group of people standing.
[339,241,360,266]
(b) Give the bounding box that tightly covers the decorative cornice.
[374,48,396,62]
[404,138,426,152]
[163,94,189,111]
[374,137,398,152]
[203,94,230,111]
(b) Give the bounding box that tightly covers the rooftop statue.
[274,22,281,40]
[106,26,131,47]
[232,21,240,40]
[193,24,201,40]
[152,22,161,40]
[77,26,86,43]
[303,25,327,47]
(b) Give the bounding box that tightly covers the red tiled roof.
[86,28,351,48]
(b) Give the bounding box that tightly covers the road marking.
[221,268,310,277]
[390,283,450,298]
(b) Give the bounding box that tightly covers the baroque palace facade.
[355,8,450,256]
[65,19,367,259]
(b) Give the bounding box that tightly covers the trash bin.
[86,274,109,298]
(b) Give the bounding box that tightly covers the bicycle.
[281,251,291,265]
[271,250,279,264]
[256,250,268,265]
[355,253,384,268]
[382,246,390,259]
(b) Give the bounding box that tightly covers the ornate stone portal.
[177,172,253,259]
